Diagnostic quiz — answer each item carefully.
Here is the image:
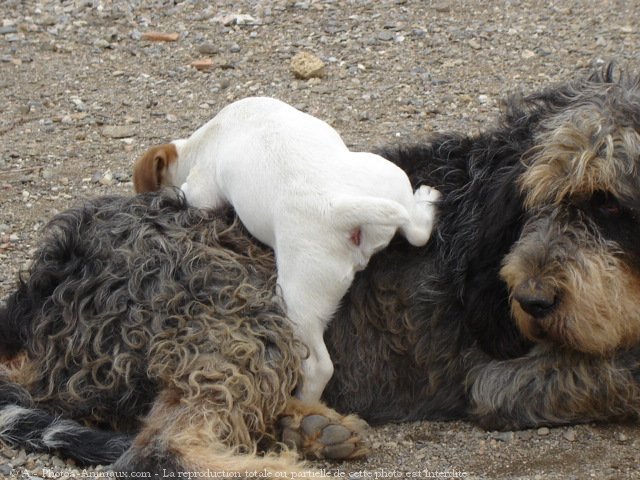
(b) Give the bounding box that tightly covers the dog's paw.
[279,400,368,460]
[414,185,442,205]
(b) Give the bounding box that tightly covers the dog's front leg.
[467,344,640,430]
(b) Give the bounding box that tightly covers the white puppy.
[133,97,440,402]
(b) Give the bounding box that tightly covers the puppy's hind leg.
[400,185,441,246]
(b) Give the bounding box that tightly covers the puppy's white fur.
[133,97,440,402]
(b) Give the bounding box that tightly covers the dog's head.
[501,66,640,355]
[133,143,178,193]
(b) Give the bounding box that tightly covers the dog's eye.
[590,191,622,217]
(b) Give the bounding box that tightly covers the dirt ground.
[1,1,639,479]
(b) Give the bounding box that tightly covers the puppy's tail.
[329,193,410,230]
[0,376,133,465]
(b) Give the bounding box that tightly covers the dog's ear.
[133,144,178,193]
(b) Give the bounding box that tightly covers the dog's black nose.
[513,280,557,319]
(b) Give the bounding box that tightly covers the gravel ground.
[1,1,640,479]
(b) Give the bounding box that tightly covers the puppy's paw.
[279,399,368,460]
[414,185,442,205]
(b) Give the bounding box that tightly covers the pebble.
[563,429,576,442]
[191,58,214,71]
[12,449,27,466]
[98,170,114,186]
[102,125,136,139]
[0,464,13,476]
[197,43,219,55]
[491,431,515,443]
[93,38,110,49]
[213,13,259,26]
[40,168,56,180]
[537,427,550,436]
[0,25,18,35]
[290,51,325,79]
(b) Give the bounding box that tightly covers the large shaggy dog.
[1,65,640,474]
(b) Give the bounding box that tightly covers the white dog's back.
[181,98,419,249]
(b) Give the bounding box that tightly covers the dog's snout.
[513,279,558,319]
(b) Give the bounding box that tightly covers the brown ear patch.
[133,143,178,193]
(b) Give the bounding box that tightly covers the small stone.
[197,43,219,55]
[0,25,18,35]
[51,457,67,468]
[291,51,325,80]
[468,39,481,50]
[377,31,394,41]
[41,168,55,180]
[191,58,214,71]
[166,114,178,123]
[563,429,576,442]
[91,172,103,183]
[0,465,12,476]
[93,38,110,49]
[141,31,179,42]
[537,427,550,436]
[478,94,489,104]
[8,234,18,243]
[99,170,114,186]
[228,43,241,53]
[102,125,136,139]
[521,49,536,59]
[616,432,628,442]
[491,431,515,443]
[213,13,259,26]
[113,172,130,183]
